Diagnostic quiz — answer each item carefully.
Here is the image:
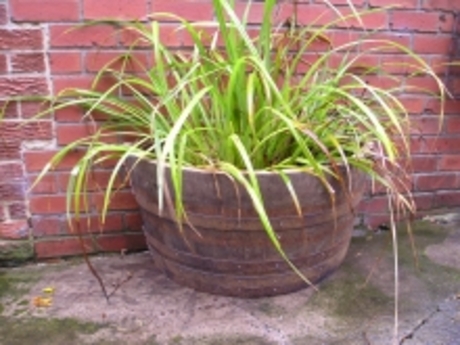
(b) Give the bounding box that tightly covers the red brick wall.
[0,0,459,259]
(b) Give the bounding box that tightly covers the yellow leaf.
[42,287,55,294]
[33,297,52,308]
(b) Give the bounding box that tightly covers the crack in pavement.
[399,306,442,344]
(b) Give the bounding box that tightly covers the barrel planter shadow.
[129,159,367,298]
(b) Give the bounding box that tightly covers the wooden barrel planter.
[129,160,367,298]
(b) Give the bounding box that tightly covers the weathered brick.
[0,163,23,180]
[11,53,46,73]
[0,139,21,160]
[0,4,7,25]
[0,29,43,50]
[0,54,6,74]
[0,121,53,141]
[0,183,25,201]
[0,101,19,119]
[0,77,48,97]
[0,220,29,240]
[8,203,27,219]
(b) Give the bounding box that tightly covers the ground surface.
[1,212,460,345]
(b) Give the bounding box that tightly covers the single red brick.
[233,2,265,24]
[58,170,124,193]
[0,4,6,25]
[54,106,84,122]
[53,75,115,94]
[445,117,460,134]
[336,9,388,30]
[35,237,90,258]
[410,155,438,172]
[32,216,62,237]
[412,193,434,211]
[64,214,124,234]
[124,212,143,232]
[0,54,6,74]
[423,0,460,10]
[11,0,80,22]
[152,0,214,22]
[0,121,53,141]
[8,203,27,219]
[92,191,138,211]
[424,99,460,115]
[0,183,25,201]
[391,11,441,32]
[0,77,48,97]
[415,173,458,191]
[356,196,389,213]
[96,233,146,252]
[21,101,52,119]
[49,52,82,74]
[313,0,365,5]
[0,220,29,240]
[84,51,150,73]
[369,0,418,8]
[438,155,460,171]
[56,123,95,145]
[413,34,453,54]
[398,97,427,114]
[0,29,43,49]
[406,76,443,95]
[434,191,460,207]
[28,174,59,194]
[425,137,460,153]
[84,0,147,20]
[278,3,334,27]
[29,195,68,214]
[50,24,118,48]
[120,25,171,48]
[0,101,19,119]
[410,116,443,135]
[363,32,413,52]
[11,53,45,73]
[0,140,21,159]
[0,163,23,179]
[24,150,84,172]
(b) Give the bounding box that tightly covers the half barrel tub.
[129,160,367,298]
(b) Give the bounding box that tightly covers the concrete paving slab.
[1,213,460,345]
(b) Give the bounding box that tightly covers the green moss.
[0,316,104,345]
[254,300,286,318]
[143,334,161,345]
[0,241,34,266]
[170,335,274,345]
[0,268,41,315]
[309,263,391,318]
[168,335,183,344]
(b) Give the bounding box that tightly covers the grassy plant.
[1,0,447,341]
